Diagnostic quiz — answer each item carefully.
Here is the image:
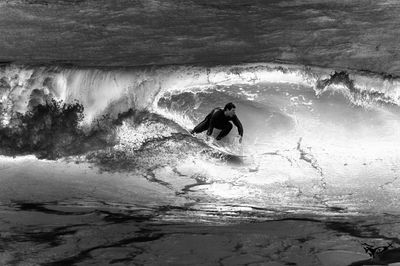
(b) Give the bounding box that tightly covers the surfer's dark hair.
[224,102,236,111]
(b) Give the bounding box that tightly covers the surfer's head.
[224,102,236,117]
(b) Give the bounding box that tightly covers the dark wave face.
[2,0,400,76]
[2,62,400,218]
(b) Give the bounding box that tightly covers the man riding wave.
[191,102,243,143]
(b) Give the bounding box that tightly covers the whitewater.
[3,0,400,264]
[1,62,400,220]
[3,61,400,265]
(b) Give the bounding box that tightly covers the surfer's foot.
[190,130,195,135]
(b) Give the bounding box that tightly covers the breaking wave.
[1,62,400,161]
[2,62,400,216]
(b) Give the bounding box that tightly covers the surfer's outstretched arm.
[232,115,243,137]
[206,109,219,136]
[207,119,214,136]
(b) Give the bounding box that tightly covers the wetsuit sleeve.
[206,109,218,136]
[232,115,243,136]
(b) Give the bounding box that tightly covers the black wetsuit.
[192,108,243,140]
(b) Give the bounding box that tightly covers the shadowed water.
[1,0,400,75]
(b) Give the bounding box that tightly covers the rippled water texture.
[1,0,400,74]
[2,1,400,264]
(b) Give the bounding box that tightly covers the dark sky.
[1,0,400,74]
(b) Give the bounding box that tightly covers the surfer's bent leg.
[216,122,232,140]
[191,118,210,134]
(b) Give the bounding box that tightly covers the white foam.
[0,63,320,127]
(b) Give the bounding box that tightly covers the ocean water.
[2,0,400,75]
[3,1,400,264]
[2,62,400,224]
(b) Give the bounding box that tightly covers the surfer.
[190,102,243,143]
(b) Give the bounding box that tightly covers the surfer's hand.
[239,136,243,144]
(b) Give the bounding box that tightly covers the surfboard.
[184,130,248,164]
[184,128,245,159]
[207,141,245,157]
[203,141,244,165]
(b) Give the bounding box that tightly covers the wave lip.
[1,62,400,160]
[2,62,400,126]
